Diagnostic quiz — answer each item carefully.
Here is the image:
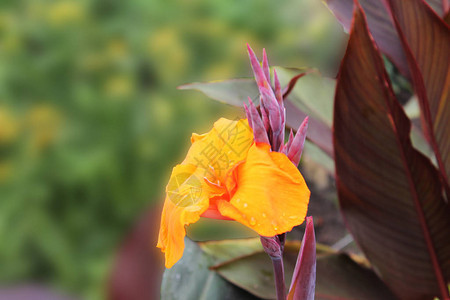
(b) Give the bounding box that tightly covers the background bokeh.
[0,0,345,299]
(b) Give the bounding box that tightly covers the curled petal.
[288,117,309,166]
[217,143,310,237]
[157,164,213,268]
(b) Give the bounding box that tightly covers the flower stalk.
[271,257,286,300]
[260,236,286,300]
[246,44,309,300]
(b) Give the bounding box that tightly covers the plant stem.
[271,256,286,300]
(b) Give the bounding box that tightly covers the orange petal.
[217,143,310,237]
[158,118,254,268]
[157,164,213,268]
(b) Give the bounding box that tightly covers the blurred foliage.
[0,0,344,299]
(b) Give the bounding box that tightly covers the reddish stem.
[271,257,286,300]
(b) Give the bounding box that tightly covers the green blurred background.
[0,0,344,299]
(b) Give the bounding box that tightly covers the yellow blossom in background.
[104,76,134,98]
[0,107,19,144]
[27,105,63,152]
[0,162,13,183]
[47,1,84,23]
[47,1,85,25]
[147,28,189,81]
[107,39,129,61]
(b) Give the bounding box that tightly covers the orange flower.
[157,118,310,268]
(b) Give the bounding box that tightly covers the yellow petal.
[157,164,213,268]
[217,143,310,237]
[183,118,253,183]
[157,118,253,268]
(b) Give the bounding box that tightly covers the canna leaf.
[287,216,316,300]
[209,239,395,300]
[178,79,258,107]
[384,0,450,194]
[274,68,335,128]
[333,4,450,299]
[178,73,334,159]
[323,0,446,76]
[161,238,260,300]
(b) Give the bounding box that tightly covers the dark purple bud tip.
[260,235,282,259]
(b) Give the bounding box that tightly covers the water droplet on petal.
[282,213,286,217]
[262,213,267,218]
[272,221,278,231]
[250,217,256,226]
[243,203,248,208]
[289,215,298,220]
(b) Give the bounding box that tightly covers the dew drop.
[282,213,286,217]
[250,217,256,226]
[243,203,248,208]
[272,221,278,231]
[262,213,267,218]
[289,215,298,220]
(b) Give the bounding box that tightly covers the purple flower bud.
[273,69,283,106]
[273,69,285,128]
[247,44,270,91]
[262,48,270,84]
[260,88,281,129]
[259,96,270,132]
[244,103,253,130]
[247,97,270,144]
[283,129,294,154]
[288,117,309,166]
[260,236,282,259]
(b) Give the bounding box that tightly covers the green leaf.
[333,4,450,299]
[199,238,263,264]
[213,251,286,299]
[178,75,335,160]
[275,68,335,127]
[178,79,258,106]
[303,141,334,174]
[276,67,335,157]
[210,240,395,300]
[161,238,260,300]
